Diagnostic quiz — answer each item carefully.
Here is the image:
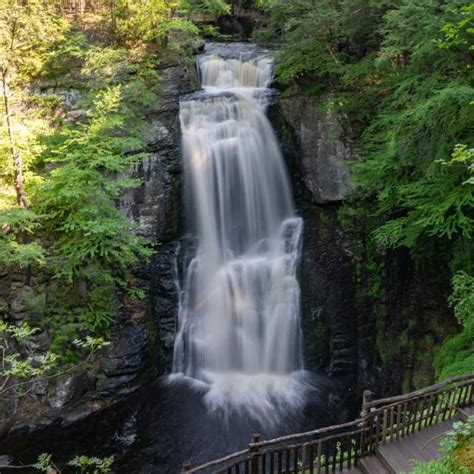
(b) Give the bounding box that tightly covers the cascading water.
[171,43,307,425]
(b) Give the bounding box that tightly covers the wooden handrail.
[251,419,362,449]
[186,448,249,473]
[365,374,474,409]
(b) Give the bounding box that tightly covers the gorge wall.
[271,86,456,406]
[0,54,199,438]
[0,38,457,448]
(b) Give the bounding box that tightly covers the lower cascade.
[171,43,307,424]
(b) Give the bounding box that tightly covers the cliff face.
[272,88,455,403]
[119,60,200,378]
[0,57,199,439]
[278,91,354,204]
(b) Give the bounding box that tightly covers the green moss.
[0,298,8,313]
[435,331,474,381]
[24,288,47,318]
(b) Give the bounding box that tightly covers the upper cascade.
[197,42,273,90]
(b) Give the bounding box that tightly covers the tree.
[112,0,198,47]
[0,0,65,207]
[34,86,152,323]
[182,0,231,18]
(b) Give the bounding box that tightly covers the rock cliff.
[0,56,199,439]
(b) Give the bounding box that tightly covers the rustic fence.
[183,373,474,473]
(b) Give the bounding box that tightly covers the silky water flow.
[170,43,309,425]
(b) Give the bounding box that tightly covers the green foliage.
[3,351,59,378]
[78,276,119,331]
[363,2,473,379]
[82,46,137,84]
[0,6,165,372]
[1,319,110,398]
[439,3,474,52]
[0,321,60,393]
[113,0,199,47]
[435,271,474,379]
[183,0,231,17]
[33,453,113,473]
[373,145,474,248]
[68,455,114,474]
[73,336,110,352]
[40,30,89,80]
[450,271,474,336]
[0,0,67,82]
[407,417,474,473]
[0,207,44,267]
[33,453,55,473]
[261,0,391,88]
[35,86,151,282]
[435,331,474,380]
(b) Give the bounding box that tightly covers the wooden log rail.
[183,373,474,474]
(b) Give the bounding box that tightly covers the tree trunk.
[110,0,116,36]
[1,69,28,208]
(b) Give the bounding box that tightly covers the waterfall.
[171,43,306,424]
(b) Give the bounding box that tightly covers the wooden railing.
[361,373,473,454]
[183,373,474,473]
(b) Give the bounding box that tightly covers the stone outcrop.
[279,92,354,204]
[297,205,358,377]
[116,60,199,376]
[120,61,199,242]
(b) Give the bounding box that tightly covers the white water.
[172,43,306,425]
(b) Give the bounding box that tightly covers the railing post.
[249,433,261,474]
[182,463,192,473]
[360,390,374,456]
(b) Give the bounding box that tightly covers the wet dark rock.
[0,376,337,473]
[154,296,176,350]
[116,60,199,378]
[21,330,51,353]
[50,372,96,408]
[271,94,359,415]
[97,373,142,397]
[298,205,358,377]
[103,325,149,377]
[29,378,49,400]
[145,119,174,150]
[0,455,13,466]
[120,153,177,241]
[120,62,197,243]
[273,86,453,400]
[150,241,181,372]
[66,109,86,120]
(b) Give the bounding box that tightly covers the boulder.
[120,153,176,241]
[49,372,96,408]
[279,93,354,203]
